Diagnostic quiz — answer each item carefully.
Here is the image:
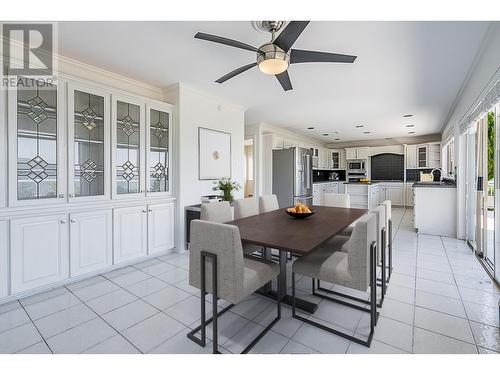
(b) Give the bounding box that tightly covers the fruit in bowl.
[286,203,315,218]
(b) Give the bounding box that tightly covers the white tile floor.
[1,208,499,354]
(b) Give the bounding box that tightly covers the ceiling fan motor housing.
[256,43,290,75]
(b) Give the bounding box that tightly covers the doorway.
[244,138,255,197]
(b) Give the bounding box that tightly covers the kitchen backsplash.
[313,169,346,182]
[406,168,433,181]
[371,153,404,181]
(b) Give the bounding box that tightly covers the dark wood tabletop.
[229,205,367,255]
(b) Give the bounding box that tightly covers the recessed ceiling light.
[355,125,364,128]
[406,124,415,128]
[403,114,413,118]
[334,138,341,141]
[322,133,329,136]
[307,127,314,130]
[385,137,392,140]
[363,131,370,134]
[408,131,415,134]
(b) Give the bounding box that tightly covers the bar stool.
[382,200,393,281]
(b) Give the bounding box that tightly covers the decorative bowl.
[285,209,315,219]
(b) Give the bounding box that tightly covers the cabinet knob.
[58,193,65,198]
[142,209,147,213]
[70,219,76,223]
[148,209,152,212]
[69,194,75,198]
[60,219,67,224]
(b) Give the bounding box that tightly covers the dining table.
[229,205,367,313]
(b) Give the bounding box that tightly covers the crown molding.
[327,133,442,148]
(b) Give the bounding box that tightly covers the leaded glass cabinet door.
[68,84,110,201]
[112,95,145,198]
[8,77,65,205]
[146,103,172,196]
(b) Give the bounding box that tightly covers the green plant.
[212,178,241,203]
[487,111,495,181]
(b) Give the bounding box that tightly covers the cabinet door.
[406,145,417,168]
[112,95,146,199]
[113,206,148,264]
[357,147,369,160]
[8,77,66,206]
[386,187,404,206]
[148,203,175,255]
[272,135,283,149]
[340,150,347,169]
[146,103,172,196]
[70,210,112,277]
[0,221,8,298]
[417,146,428,168]
[11,214,69,294]
[331,151,340,169]
[346,148,357,160]
[405,184,414,206]
[68,84,110,201]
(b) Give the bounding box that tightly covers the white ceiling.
[58,21,490,143]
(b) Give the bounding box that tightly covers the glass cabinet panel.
[73,90,105,197]
[418,146,427,168]
[16,77,58,200]
[148,109,169,193]
[116,100,141,194]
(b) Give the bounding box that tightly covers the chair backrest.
[200,201,232,223]
[345,213,377,291]
[233,197,259,219]
[323,193,351,208]
[382,200,392,221]
[371,206,386,261]
[259,194,279,213]
[188,220,244,302]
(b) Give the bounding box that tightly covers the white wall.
[163,83,245,251]
[441,23,500,242]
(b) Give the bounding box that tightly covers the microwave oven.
[347,160,365,171]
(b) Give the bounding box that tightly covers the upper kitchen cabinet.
[8,77,66,206]
[330,149,346,169]
[146,103,172,196]
[68,84,110,201]
[345,147,369,160]
[406,142,441,169]
[417,145,428,168]
[406,145,417,168]
[111,95,146,199]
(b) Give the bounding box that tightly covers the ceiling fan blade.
[275,70,293,91]
[273,21,310,53]
[290,49,357,64]
[215,63,257,84]
[195,32,259,52]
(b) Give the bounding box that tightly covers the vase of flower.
[212,178,241,203]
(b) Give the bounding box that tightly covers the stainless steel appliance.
[347,160,367,182]
[273,147,313,208]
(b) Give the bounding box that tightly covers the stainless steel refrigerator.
[272,147,313,208]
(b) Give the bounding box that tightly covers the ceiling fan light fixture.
[257,43,290,75]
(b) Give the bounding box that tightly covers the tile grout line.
[410,208,418,354]
[63,285,144,354]
[440,236,480,354]
[17,301,54,354]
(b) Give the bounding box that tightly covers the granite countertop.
[313,180,344,183]
[343,181,380,185]
[413,182,456,188]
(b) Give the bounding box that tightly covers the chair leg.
[370,241,377,333]
[388,219,393,279]
[380,228,386,304]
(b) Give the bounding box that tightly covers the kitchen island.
[343,182,380,210]
[413,182,456,236]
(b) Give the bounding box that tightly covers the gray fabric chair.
[291,213,378,347]
[187,220,281,354]
[371,205,387,304]
[233,197,263,255]
[382,200,393,280]
[200,201,233,223]
[259,194,279,213]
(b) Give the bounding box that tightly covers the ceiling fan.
[194,21,357,91]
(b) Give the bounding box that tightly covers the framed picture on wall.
[198,127,231,180]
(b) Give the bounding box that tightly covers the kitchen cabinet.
[272,135,284,149]
[406,145,417,168]
[330,149,347,170]
[283,138,298,149]
[417,145,428,168]
[113,206,148,264]
[148,202,175,255]
[345,147,369,160]
[414,186,456,236]
[10,214,70,294]
[427,143,441,168]
[344,183,379,209]
[406,142,441,169]
[378,182,404,206]
[0,221,8,298]
[405,183,414,207]
[312,181,340,205]
[70,209,113,277]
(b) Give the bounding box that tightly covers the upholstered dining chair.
[371,205,387,305]
[200,201,233,223]
[187,220,281,354]
[259,194,279,213]
[233,197,263,255]
[323,193,351,208]
[291,213,378,347]
[381,200,393,281]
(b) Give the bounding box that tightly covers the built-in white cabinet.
[345,147,369,160]
[329,149,347,170]
[148,203,175,255]
[405,183,414,207]
[10,214,70,294]
[417,145,428,168]
[113,205,148,264]
[379,182,404,206]
[70,210,112,277]
[406,145,417,168]
[271,135,284,150]
[0,221,8,298]
[313,181,341,205]
[283,138,298,149]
